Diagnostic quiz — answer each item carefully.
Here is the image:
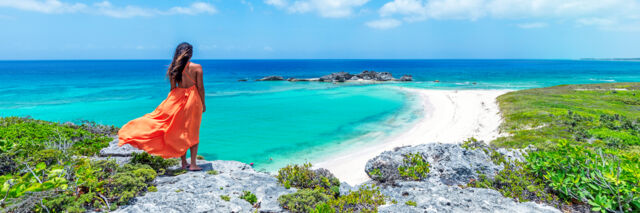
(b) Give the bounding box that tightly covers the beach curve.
[314,88,512,185]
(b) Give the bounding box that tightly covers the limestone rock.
[365,143,502,185]
[116,160,294,213]
[378,180,560,213]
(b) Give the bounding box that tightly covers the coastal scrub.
[277,163,385,212]
[486,83,640,212]
[0,117,157,212]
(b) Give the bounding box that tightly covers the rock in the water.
[256,76,284,81]
[378,180,560,213]
[116,160,294,213]
[354,71,394,81]
[365,143,501,185]
[376,72,394,81]
[99,138,143,157]
[398,75,413,81]
[319,72,353,82]
[237,79,248,82]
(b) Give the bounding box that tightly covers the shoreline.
[314,88,512,185]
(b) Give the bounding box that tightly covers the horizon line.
[0,58,589,61]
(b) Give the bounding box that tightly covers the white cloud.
[265,0,288,8]
[0,0,86,14]
[168,2,217,15]
[265,0,369,18]
[517,22,548,29]
[366,18,402,29]
[374,0,640,30]
[0,0,217,18]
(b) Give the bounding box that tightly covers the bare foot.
[189,165,203,171]
[181,162,190,170]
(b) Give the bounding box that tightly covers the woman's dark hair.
[167,42,193,83]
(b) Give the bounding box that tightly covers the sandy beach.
[314,88,512,185]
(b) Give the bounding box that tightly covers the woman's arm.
[195,65,206,112]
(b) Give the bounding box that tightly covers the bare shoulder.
[189,62,203,73]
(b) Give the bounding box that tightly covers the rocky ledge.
[365,144,558,213]
[101,140,559,212]
[255,70,412,82]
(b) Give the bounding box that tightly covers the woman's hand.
[203,105,206,113]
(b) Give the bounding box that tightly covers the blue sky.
[1,0,640,59]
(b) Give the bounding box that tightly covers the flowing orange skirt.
[118,86,202,158]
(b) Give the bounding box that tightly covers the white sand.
[313,88,512,185]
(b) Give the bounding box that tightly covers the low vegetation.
[240,190,258,205]
[277,163,385,213]
[277,163,340,197]
[473,83,640,212]
[130,152,178,175]
[397,153,430,181]
[0,116,175,212]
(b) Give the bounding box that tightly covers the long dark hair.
[167,42,193,83]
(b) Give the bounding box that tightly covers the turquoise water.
[1,60,639,170]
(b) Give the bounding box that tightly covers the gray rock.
[398,75,413,81]
[256,76,284,81]
[365,143,502,185]
[319,72,353,82]
[116,160,294,213]
[99,138,143,157]
[378,180,560,213]
[376,72,394,81]
[356,71,394,81]
[338,182,357,196]
[92,156,132,165]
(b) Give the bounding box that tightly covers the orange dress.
[118,63,202,158]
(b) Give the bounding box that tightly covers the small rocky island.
[256,71,413,82]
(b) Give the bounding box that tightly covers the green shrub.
[527,140,640,212]
[461,137,485,150]
[312,202,334,213]
[398,153,430,180]
[0,117,160,212]
[220,195,231,201]
[278,188,331,213]
[367,168,382,180]
[207,170,219,175]
[29,149,63,166]
[0,116,112,157]
[492,84,640,212]
[468,148,558,204]
[277,163,340,197]
[405,200,417,207]
[130,152,178,175]
[241,190,258,205]
[106,164,157,205]
[325,185,386,213]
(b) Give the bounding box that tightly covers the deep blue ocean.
[1,60,639,170]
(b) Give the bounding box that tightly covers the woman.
[118,42,206,171]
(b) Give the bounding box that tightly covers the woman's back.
[177,63,202,89]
